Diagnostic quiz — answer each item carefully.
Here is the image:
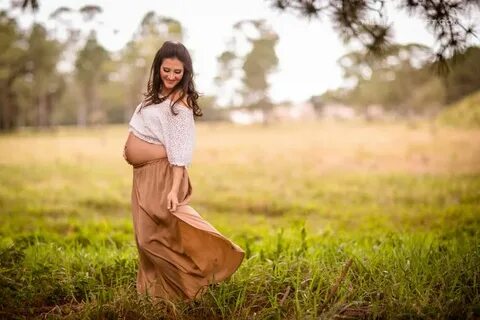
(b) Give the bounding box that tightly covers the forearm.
[170,165,185,193]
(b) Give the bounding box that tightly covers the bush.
[436,90,480,128]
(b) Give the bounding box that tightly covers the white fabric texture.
[128,99,195,167]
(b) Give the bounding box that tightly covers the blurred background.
[0,0,479,129]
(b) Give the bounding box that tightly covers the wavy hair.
[138,40,202,117]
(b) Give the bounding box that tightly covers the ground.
[0,119,479,319]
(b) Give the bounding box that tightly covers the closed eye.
[163,68,182,74]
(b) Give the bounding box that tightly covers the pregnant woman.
[123,41,244,301]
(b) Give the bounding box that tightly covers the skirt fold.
[130,157,244,301]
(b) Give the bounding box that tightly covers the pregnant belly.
[124,132,167,166]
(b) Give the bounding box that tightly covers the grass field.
[0,119,479,319]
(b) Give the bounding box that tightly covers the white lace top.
[128,98,195,167]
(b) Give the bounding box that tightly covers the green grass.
[0,121,479,319]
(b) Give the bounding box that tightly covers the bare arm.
[171,165,184,193]
[164,94,195,212]
[167,165,185,212]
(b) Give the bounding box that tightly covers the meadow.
[0,119,479,319]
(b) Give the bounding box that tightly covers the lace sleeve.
[161,106,195,167]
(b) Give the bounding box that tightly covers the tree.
[268,0,479,75]
[75,32,110,126]
[337,43,451,116]
[337,43,434,113]
[48,4,104,69]
[443,46,480,103]
[0,10,30,131]
[0,12,65,131]
[48,5,113,126]
[117,11,183,121]
[325,43,480,117]
[214,49,238,107]
[17,0,480,74]
[26,23,63,127]
[236,19,279,123]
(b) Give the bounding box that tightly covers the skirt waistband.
[132,157,169,169]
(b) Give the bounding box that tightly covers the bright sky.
[5,0,455,105]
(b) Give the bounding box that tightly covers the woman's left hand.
[167,190,179,212]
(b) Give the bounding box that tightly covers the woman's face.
[160,57,184,91]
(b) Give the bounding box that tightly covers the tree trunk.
[76,86,88,127]
[36,94,48,127]
[0,85,19,131]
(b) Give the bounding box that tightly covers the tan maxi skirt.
[130,157,245,301]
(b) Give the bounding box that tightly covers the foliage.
[0,11,28,131]
[238,20,279,112]
[213,20,279,122]
[116,11,183,123]
[74,32,110,126]
[437,90,480,128]
[2,3,480,130]
[268,0,479,74]
[319,44,480,118]
[0,9,184,131]
[443,46,480,104]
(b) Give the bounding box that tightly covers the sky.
[4,0,464,105]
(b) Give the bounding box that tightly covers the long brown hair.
[138,41,202,117]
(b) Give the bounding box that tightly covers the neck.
[160,88,172,97]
